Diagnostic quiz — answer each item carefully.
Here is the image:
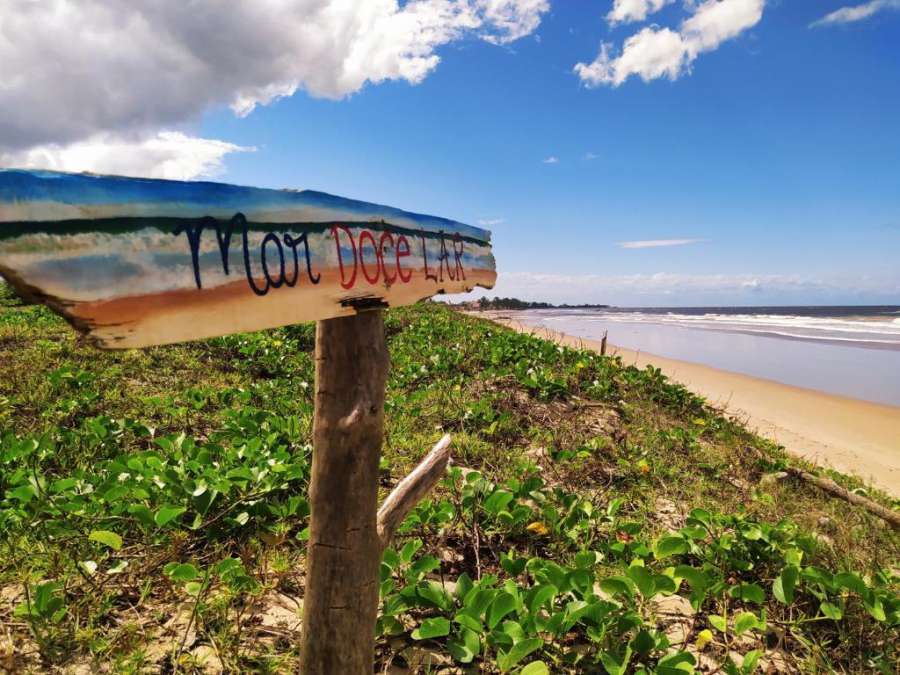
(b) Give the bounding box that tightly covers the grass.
[0,284,897,674]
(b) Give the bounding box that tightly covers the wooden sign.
[0,169,496,348]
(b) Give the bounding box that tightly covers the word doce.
[175,214,467,297]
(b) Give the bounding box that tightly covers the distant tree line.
[468,296,610,310]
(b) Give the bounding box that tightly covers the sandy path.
[486,315,900,497]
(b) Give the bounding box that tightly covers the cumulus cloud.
[0,0,548,177]
[575,0,764,87]
[607,0,674,25]
[543,155,560,164]
[618,238,706,249]
[810,0,900,27]
[0,132,253,181]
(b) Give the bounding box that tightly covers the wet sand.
[485,314,900,497]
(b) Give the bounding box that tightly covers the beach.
[484,313,900,497]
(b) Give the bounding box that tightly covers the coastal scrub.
[0,286,897,673]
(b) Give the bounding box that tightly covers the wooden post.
[300,310,389,674]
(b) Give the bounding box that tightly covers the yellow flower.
[695,629,713,650]
[526,521,550,536]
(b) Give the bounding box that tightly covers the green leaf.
[167,563,199,582]
[626,565,655,598]
[657,650,696,672]
[455,573,474,600]
[674,565,710,592]
[185,581,203,596]
[733,611,759,635]
[599,576,634,599]
[447,627,480,663]
[154,505,186,527]
[8,484,35,504]
[88,529,123,551]
[729,583,765,604]
[400,539,422,563]
[773,566,798,605]
[34,581,62,614]
[520,662,550,675]
[708,614,727,632]
[655,536,688,559]
[742,649,762,673]
[454,611,482,632]
[50,477,78,493]
[802,566,835,592]
[687,508,711,528]
[574,550,599,568]
[411,617,450,640]
[631,629,655,655]
[834,571,866,595]
[820,601,843,621]
[599,647,631,675]
[483,489,514,515]
[462,588,495,619]
[417,580,452,610]
[489,591,518,629]
[528,584,558,615]
[127,504,156,529]
[863,592,886,622]
[653,574,677,594]
[497,637,542,672]
[501,554,527,576]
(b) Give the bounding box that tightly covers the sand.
[486,315,900,497]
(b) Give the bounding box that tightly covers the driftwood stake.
[300,310,389,674]
[784,467,900,530]
[377,434,453,549]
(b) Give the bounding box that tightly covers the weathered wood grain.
[300,311,388,674]
[376,434,452,549]
[0,170,496,348]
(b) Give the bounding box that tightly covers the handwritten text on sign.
[0,170,495,348]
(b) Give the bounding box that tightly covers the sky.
[1,0,899,306]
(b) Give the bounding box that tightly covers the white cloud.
[543,155,560,164]
[607,0,674,26]
[459,271,900,305]
[575,0,765,87]
[810,0,900,27]
[477,0,550,43]
[618,238,706,249]
[0,132,252,181]
[575,27,686,86]
[584,151,599,160]
[0,0,548,177]
[477,217,505,226]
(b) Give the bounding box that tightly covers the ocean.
[513,306,900,407]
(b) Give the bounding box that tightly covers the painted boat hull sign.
[0,170,496,348]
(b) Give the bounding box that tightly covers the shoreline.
[481,313,900,497]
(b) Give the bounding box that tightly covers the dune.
[488,315,900,497]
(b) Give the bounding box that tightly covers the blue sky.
[3,1,899,306]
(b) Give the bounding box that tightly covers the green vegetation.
[467,296,610,310]
[0,285,897,673]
